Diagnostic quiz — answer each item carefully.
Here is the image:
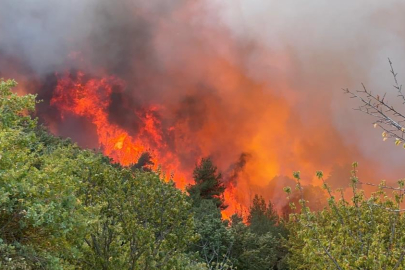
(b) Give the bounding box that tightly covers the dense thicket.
[229,195,288,270]
[285,168,405,269]
[187,158,288,269]
[0,79,199,269]
[0,78,288,269]
[4,78,404,270]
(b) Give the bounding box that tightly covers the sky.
[0,0,404,210]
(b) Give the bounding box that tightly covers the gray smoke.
[0,0,404,201]
[211,0,405,179]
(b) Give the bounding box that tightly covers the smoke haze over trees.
[1,1,405,269]
[1,1,405,212]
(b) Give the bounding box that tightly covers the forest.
[2,0,405,269]
[1,70,405,270]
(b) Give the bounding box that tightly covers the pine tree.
[248,194,278,235]
[230,196,289,270]
[187,157,227,210]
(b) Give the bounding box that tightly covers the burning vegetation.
[2,0,400,218]
[1,0,405,269]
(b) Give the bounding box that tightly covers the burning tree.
[343,59,405,147]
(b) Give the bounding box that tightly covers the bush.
[286,164,405,269]
[0,79,198,269]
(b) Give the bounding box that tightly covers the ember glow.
[1,0,405,218]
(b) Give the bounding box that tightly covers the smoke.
[225,153,251,185]
[211,0,405,173]
[1,0,405,213]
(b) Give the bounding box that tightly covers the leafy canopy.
[0,79,199,270]
[286,165,405,270]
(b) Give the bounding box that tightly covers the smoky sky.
[1,0,404,199]
[212,0,405,175]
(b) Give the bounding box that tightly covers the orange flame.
[51,71,187,187]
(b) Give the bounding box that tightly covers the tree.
[187,158,226,210]
[0,79,200,269]
[234,231,279,270]
[248,195,279,235]
[284,62,405,268]
[190,200,235,270]
[0,79,92,269]
[131,152,154,171]
[229,196,288,270]
[186,158,235,269]
[285,165,405,269]
[344,58,405,148]
[80,169,197,270]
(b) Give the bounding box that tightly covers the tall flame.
[2,0,403,220]
[51,71,187,187]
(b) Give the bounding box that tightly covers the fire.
[49,70,258,219]
[2,0,398,221]
[50,71,188,188]
[22,51,385,221]
[45,58,355,220]
[222,184,247,220]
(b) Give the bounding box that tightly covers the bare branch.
[343,59,405,146]
[389,58,405,104]
[359,181,405,192]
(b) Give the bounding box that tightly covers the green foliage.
[186,159,235,269]
[248,194,279,235]
[234,231,279,270]
[0,79,89,268]
[0,79,199,269]
[286,164,405,270]
[191,200,234,270]
[230,196,288,270]
[187,158,226,210]
[0,79,36,129]
[230,214,273,270]
[188,176,288,270]
[81,169,197,270]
